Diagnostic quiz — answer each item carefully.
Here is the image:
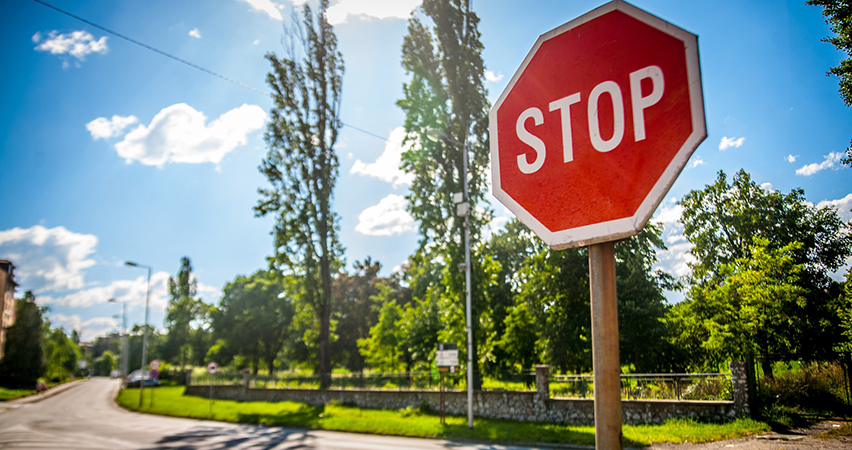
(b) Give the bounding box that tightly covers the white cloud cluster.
[786,154,798,163]
[796,152,844,176]
[485,70,504,82]
[816,193,852,223]
[49,314,118,342]
[0,225,97,293]
[189,28,202,39]
[85,115,138,140]
[90,103,267,167]
[238,0,285,21]
[718,136,745,150]
[33,30,108,67]
[651,201,695,279]
[350,127,415,188]
[355,194,415,236]
[688,157,704,169]
[326,0,421,25]
[39,272,167,309]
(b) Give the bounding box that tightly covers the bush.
[759,362,850,422]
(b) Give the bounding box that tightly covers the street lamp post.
[426,128,474,429]
[125,261,151,407]
[108,298,129,376]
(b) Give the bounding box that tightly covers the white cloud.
[795,152,844,176]
[350,127,415,188]
[40,271,178,313]
[326,0,421,25]
[816,193,852,223]
[786,154,798,163]
[189,28,202,39]
[760,182,775,193]
[651,201,694,278]
[718,136,745,150]
[253,39,260,45]
[0,226,97,293]
[111,103,267,167]
[485,70,504,82]
[85,115,138,140]
[49,314,118,342]
[33,30,108,66]
[238,0,284,21]
[355,194,415,236]
[688,157,704,169]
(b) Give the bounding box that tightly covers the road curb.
[7,379,87,405]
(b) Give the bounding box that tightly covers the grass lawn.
[116,386,769,447]
[0,387,36,401]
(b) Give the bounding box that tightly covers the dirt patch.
[645,421,852,450]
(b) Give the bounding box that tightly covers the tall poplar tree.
[397,0,491,389]
[255,0,343,388]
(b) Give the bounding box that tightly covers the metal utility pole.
[125,261,151,407]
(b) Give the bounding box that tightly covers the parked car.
[124,370,160,388]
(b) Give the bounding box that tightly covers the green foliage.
[255,0,344,387]
[331,258,389,373]
[163,257,212,369]
[0,292,46,388]
[807,0,852,107]
[212,271,294,375]
[44,326,81,382]
[674,170,852,369]
[358,300,404,372]
[509,223,675,373]
[759,362,851,426]
[398,0,492,388]
[94,351,116,376]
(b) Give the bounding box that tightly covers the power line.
[32,0,271,97]
[34,0,392,143]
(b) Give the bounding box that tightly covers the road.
[0,378,582,450]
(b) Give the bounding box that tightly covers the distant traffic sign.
[207,362,219,375]
[149,359,161,370]
[436,343,458,368]
[149,370,159,380]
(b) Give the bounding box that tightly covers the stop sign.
[489,1,706,249]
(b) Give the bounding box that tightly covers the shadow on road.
[141,424,313,450]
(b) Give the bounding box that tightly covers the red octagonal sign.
[490,1,706,249]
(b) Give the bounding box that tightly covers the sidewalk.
[0,378,87,412]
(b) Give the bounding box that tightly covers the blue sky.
[1,0,850,342]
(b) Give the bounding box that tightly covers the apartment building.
[0,260,17,360]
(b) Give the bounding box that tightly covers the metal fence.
[193,370,732,401]
[550,373,732,401]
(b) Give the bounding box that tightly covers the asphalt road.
[0,378,582,450]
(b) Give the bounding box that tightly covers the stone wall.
[184,384,737,425]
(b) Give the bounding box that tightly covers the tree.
[0,292,45,388]
[331,258,382,373]
[212,271,294,375]
[163,256,210,369]
[44,326,80,382]
[679,239,807,375]
[358,300,404,372]
[808,0,852,107]
[678,170,852,368]
[255,0,343,388]
[514,224,676,374]
[497,302,538,371]
[398,0,492,389]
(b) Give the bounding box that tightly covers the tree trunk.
[319,244,332,390]
[761,359,774,380]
